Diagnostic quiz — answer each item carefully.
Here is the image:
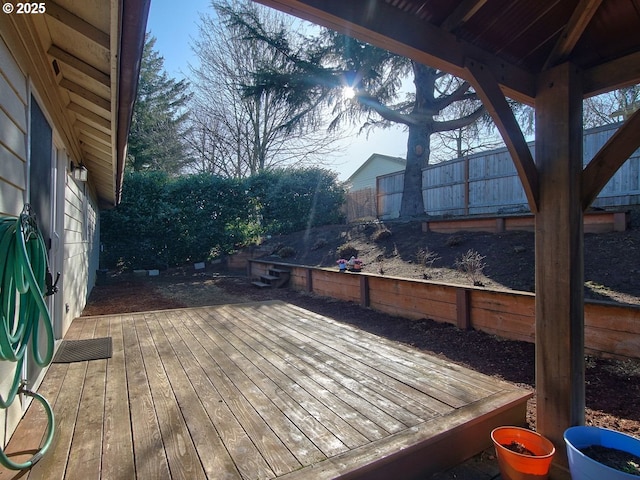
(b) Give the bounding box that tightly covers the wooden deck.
[0,301,530,480]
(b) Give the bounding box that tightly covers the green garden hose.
[0,206,55,470]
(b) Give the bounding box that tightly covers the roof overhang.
[1,0,149,206]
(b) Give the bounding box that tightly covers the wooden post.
[456,288,471,330]
[360,275,370,308]
[306,268,313,293]
[535,62,585,463]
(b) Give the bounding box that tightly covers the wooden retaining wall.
[423,210,629,234]
[249,259,640,361]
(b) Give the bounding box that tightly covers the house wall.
[62,177,100,328]
[348,155,405,192]
[0,35,29,447]
[0,33,99,446]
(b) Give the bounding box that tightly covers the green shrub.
[248,168,346,235]
[101,168,345,270]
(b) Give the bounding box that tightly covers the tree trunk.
[399,63,437,218]
[400,124,432,217]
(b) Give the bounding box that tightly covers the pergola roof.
[256,0,640,103]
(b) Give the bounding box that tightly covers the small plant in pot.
[346,256,363,272]
[564,426,640,479]
[491,426,555,480]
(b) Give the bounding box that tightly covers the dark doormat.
[52,337,112,363]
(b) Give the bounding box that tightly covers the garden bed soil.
[580,445,640,476]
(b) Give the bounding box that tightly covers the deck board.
[0,300,530,480]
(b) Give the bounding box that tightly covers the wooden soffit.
[2,0,149,206]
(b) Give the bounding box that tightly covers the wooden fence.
[249,259,640,361]
[345,187,377,222]
[377,123,640,219]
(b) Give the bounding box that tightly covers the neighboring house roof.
[1,0,149,206]
[346,154,406,188]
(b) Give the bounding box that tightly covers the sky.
[145,0,408,180]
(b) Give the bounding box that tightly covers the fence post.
[464,157,470,216]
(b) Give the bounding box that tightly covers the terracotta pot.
[491,426,556,480]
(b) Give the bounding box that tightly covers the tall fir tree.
[127,35,191,173]
[222,7,502,217]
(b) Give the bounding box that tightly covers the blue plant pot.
[564,426,640,479]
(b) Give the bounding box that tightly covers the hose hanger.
[0,205,56,469]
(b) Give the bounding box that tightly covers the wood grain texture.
[2,302,529,479]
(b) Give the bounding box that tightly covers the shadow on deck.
[0,301,530,479]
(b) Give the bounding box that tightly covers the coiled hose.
[0,206,55,470]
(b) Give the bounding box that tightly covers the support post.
[360,276,370,308]
[306,269,313,293]
[535,62,585,465]
[456,288,471,330]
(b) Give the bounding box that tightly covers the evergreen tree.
[127,35,191,173]
[223,8,506,217]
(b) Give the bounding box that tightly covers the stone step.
[251,281,271,288]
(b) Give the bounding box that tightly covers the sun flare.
[342,86,356,99]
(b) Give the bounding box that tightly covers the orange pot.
[491,426,556,480]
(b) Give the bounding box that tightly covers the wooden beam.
[535,62,585,465]
[80,139,111,159]
[75,122,112,146]
[543,0,603,70]
[582,108,640,210]
[465,58,539,212]
[45,1,110,50]
[584,51,640,98]
[440,0,488,32]
[79,133,110,153]
[253,0,536,104]
[59,78,111,112]
[67,102,111,130]
[48,45,110,88]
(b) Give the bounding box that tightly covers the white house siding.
[346,155,406,221]
[0,34,100,446]
[62,178,100,327]
[347,155,406,192]
[0,35,29,447]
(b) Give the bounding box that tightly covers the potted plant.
[336,258,347,272]
[346,256,363,272]
[491,426,555,480]
[564,426,640,479]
